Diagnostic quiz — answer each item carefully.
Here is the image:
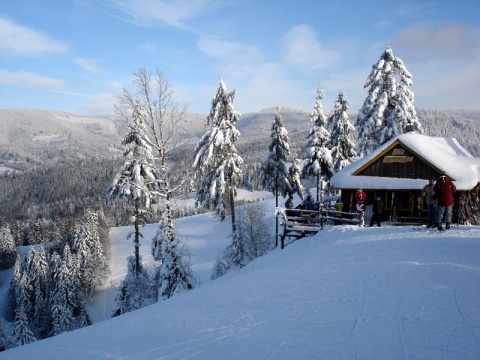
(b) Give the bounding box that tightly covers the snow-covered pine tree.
[18,249,35,321]
[11,302,36,347]
[80,209,107,296]
[328,91,357,173]
[259,107,291,199]
[109,97,162,275]
[259,107,296,247]
[9,254,34,345]
[211,203,272,279]
[10,220,25,246]
[193,79,243,234]
[302,82,334,200]
[112,255,156,316]
[285,158,304,199]
[10,255,23,310]
[62,244,91,329]
[50,254,75,336]
[0,225,16,269]
[356,46,424,156]
[30,246,50,339]
[152,225,195,300]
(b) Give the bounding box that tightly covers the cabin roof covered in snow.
[330,132,480,191]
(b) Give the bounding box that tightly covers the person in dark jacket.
[433,173,456,230]
[302,195,314,211]
[285,196,294,216]
[422,176,437,228]
[369,195,383,227]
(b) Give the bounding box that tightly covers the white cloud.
[198,35,339,113]
[109,0,229,29]
[106,81,124,92]
[0,17,69,56]
[413,63,480,110]
[74,58,102,74]
[280,24,341,71]
[0,69,65,89]
[76,93,118,114]
[199,38,262,63]
[392,24,480,62]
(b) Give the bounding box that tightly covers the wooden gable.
[352,140,444,180]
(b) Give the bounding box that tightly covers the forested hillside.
[418,109,480,157]
[0,108,478,224]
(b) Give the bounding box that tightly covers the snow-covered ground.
[2,190,480,359]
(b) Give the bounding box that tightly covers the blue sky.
[1,0,479,115]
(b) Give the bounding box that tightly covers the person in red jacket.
[433,173,456,230]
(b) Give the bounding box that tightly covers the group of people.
[423,173,457,230]
[284,173,456,231]
[285,195,314,216]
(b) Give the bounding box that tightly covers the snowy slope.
[2,191,480,359]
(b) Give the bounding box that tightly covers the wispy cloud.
[280,25,341,71]
[0,17,69,56]
[392,24,480,62]
[0,69,65,89]
[74,58,102,74]
[76,93,118,114]
[392,2,435,18]
[199,38,262,64]
[413,62,480,110]
[109,0,229,29]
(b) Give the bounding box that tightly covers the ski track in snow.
[453,273,480,344]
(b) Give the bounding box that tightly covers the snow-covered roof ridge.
[331,132,480,190]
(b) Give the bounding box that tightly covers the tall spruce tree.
[259,107,291,193]
[356,46,423,156]
[81,209,107,296]
[30,246,50,339]
[109,97,162,275]
[193,79,243,235]
[50,254,75,336]
[11,302,36,347]
[328,91,357,173]
[0,225,16,269]
[259,107,301,246]
[302,82,334,201]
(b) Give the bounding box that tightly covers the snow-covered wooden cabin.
[330,132,480,222]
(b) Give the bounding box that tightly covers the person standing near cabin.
[285,196,293,210]
[434,173,456,230]
[302,195,314,211]
[422,176,436,228]
[369,195,383,227]
[285,196,294,216]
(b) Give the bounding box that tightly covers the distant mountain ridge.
[0,107,479,171]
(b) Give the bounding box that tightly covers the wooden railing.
[276,207,361,249]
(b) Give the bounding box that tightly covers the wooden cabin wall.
[340,185,480,224]
[340,189,426,221]
[359,146,439,180]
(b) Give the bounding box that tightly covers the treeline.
[0,143,279,224]
[0,109,478,225]
[0,158,118,222]
[418,109,480,157]
[0,209,109,350]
